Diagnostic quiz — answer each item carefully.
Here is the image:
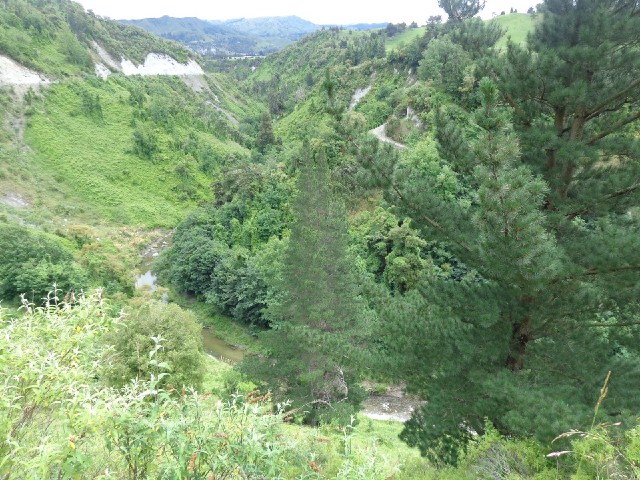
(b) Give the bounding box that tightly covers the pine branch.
[588,110,640,145]
[585,76,640,121]
[352,136,473,253]
[565,181,640,218]
[584,266,640,276]
[586,321,640,328]
[554,265,640,283]
[502,91,532,127]
[607,182,640,199]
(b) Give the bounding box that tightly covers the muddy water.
[201,328,245,363]
[135,270,157,291]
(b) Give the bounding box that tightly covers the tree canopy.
[438,0,486,22]
[368,0,640,463]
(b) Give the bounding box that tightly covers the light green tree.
[438,0,486,22]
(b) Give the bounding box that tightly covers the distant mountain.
[341,23,388,31]
[211,16,319,40]
[121,16,385,57]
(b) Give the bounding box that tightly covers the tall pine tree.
[241,149,368,425]
[369,0,640,459]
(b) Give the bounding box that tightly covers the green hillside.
[24,78,252,226]
[123,15,385,58]
[385,26,427,51]
[385,13,538,52]
[122,15,323,57]
[2,1,640,479]
[0,0,190,76]
[122,16,267,56]
[493,12,539,48]
[123,15,322,57]
[0,0,260,228]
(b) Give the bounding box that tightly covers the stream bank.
[134,235,421,422]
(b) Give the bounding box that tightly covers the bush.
[14,259,87,304]
[0,294,315,478]
[104,302,206,390]
[0,224,87,302]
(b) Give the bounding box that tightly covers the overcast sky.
[75,0,540,25]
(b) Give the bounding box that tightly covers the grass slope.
[386,27,427,51]
[0,0,192,77]
[494,13,539,48]
[385,14,538,52]
[26,81,181,225]
[23,77,247,227]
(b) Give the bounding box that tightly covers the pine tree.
[241,149,367,425]
[438,0,486,22]
[256,112,275,153]
[369,0,640,463]
[375,35,640,461]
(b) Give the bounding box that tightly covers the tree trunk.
[506,316,532,372]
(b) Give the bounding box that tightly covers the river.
[134,236,420,422]
[201,327,245,363]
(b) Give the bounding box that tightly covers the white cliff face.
[92,43,204,79]
[0,55,50,86]
[349,85,371,111]
[120,53,204,76]
[1,47,203,85]
[92,42,120,71]
[95,63,111,80]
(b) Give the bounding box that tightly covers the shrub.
[104,301,206,390]
[0,224,87,302]
[0,294,314,478]
[14,258,87,304]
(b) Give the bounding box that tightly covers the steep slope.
[0,0,262,228]
[0,0,196,77]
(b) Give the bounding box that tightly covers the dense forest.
[1,0,639,478]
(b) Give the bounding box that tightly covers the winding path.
[369,124,406,150]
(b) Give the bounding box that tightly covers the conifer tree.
[438,0,486,22]
[370,0,640,463]
[256,112,275,153]
[377,74,640,466]
[240,149,367,425]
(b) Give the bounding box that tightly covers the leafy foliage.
[104,301,206,390]
[2,0,640,475]
[25,75,249,226]
[439,0,487,22]
[0,294,320,479]
[362,1,640,464]
[157,159,293,326]
[0,224,86,302]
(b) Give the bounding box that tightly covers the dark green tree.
[256,112,275,153]
[438,0,486,22]
[374,76,640,465]
[418,36,471,99]
[241,149,368,425]
[0,224,87,303]
[368,0,640,463]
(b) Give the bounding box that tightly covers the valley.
[1,1,639,478]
